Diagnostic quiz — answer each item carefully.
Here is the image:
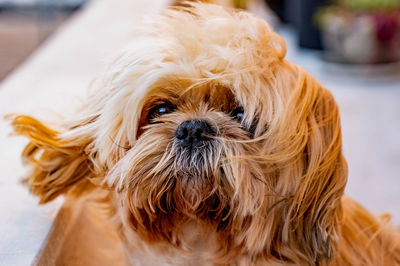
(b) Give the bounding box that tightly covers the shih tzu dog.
[8,3,400,265]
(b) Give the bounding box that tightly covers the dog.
[8,3,400,265]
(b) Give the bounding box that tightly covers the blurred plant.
[338,0,400,11]
[315,0,400,63]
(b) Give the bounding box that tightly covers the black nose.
[175,120,215,146]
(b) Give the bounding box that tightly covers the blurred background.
[0,0,87,81]
[2,0,400,80]
[0,0,399,265]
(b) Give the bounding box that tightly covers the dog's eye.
[232,107,244,122]
[148,104,176,123]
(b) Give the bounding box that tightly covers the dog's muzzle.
[175,119,215,147]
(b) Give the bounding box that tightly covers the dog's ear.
[7,115,97,204]
[283,71,347,262]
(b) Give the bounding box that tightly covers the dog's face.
[10,3,348,264]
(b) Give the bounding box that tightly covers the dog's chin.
[124,157,232,244]
[165,139,225,208]
[160,163,229,216]
[172,168,226,211]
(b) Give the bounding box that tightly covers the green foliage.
[338,0,400,10]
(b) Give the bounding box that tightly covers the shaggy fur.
[8,3,400,265]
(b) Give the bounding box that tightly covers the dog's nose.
[175,120,215,145]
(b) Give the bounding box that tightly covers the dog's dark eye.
[148,104,176,123]
[232,107,244,122]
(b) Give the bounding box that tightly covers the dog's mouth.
[123,134,237,245]
[173,141,215,171]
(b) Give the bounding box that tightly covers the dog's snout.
[175,120,215,145]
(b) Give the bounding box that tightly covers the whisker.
[108,135,130,150]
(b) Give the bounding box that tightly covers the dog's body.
[121,196,399,265]
[9,3,400,265]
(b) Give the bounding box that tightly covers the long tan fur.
[8,3,400,265]
[7,115,96,203]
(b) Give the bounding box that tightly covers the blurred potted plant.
[316,0,400,64]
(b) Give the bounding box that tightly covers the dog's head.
[9,3,347,264]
